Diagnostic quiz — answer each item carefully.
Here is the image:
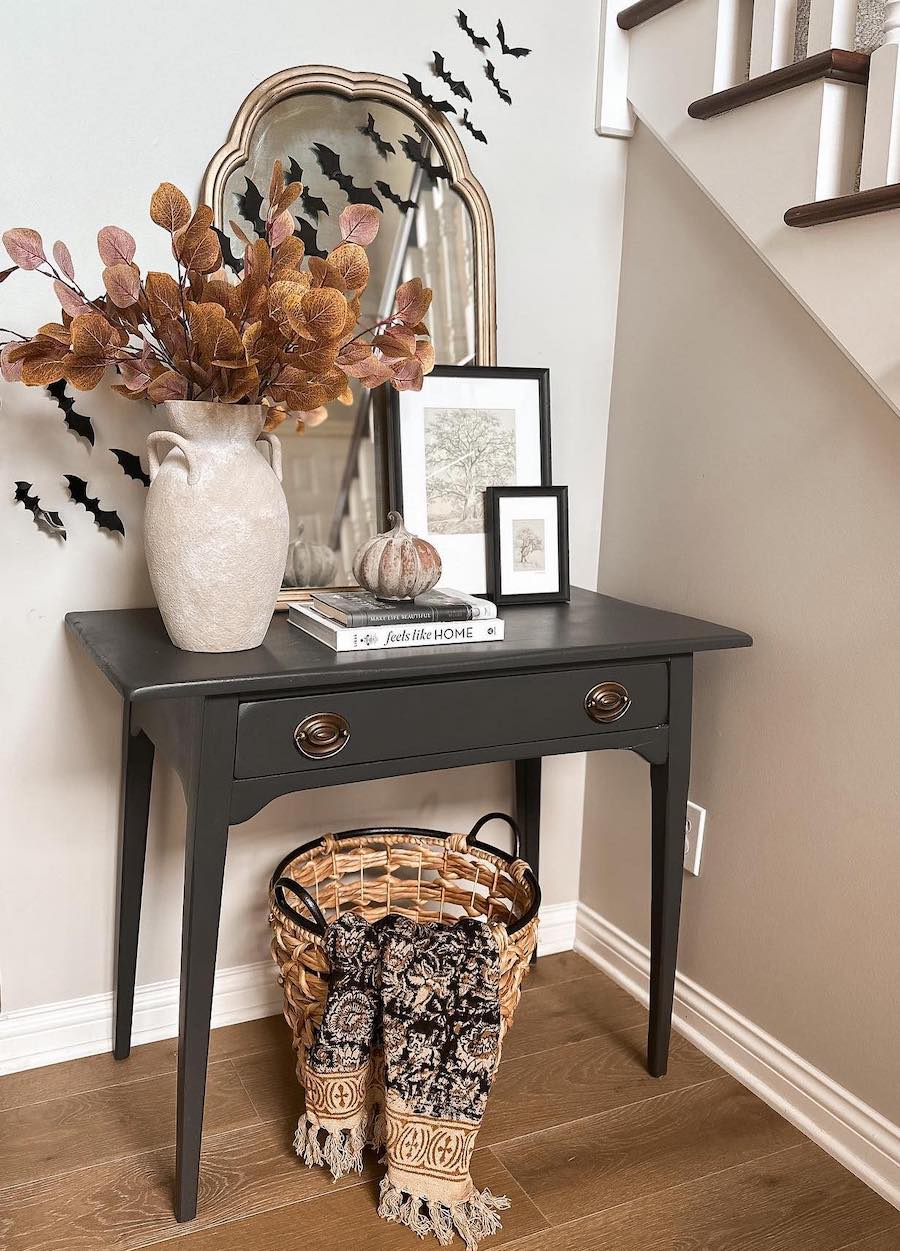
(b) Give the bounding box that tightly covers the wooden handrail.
[618,0,689,30]
[688,50,869,119]
[785,182,900,226]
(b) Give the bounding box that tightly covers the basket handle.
[467,812,522,861]
[273,877,328,935]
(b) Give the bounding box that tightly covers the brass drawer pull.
[293,712,351,759]
[584,681,631,723]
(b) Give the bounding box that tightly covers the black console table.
[66,587,750,1222]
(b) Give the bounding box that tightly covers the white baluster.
[860,0,900,188]
[750,0,800,75]
[713,0,754,91]
[806,0,857,54]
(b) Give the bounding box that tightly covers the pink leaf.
[3,228,46,270]
[118,358,152,391]
[52,241,75,280]
[103,263,140,308]
[97,226,136,267]
[390,358,424,391]
[338,204,380,246]
[0,342,24,382]
[268,209,294,250]
[54,280,91,318]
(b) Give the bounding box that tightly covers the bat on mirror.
[432,52,473,101]
[286,158,330,220]
[399,133,451,182]
[459,110,487,143]
[212,226,243,275]
[457,9,489,49]
[293,215,328,259]
[404,75,457,115]
[485,60,513,104]
[312,144,383,210]
[235,177,267,238]
[47,378,94,446]
[497,19,531,57]
[64,474,125,536]
[358,114,395,159]
[110,448,150,487]
[14,481,66,540]
[375,180,418,213]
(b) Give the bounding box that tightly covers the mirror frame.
[201,65,497,606]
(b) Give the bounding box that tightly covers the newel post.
[860,0,900,188]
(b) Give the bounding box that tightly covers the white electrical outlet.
[684,802,706,876]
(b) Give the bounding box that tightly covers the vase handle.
[257,431,283,482]
[147,431,201,486]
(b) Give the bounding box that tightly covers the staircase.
[599,0,900,415]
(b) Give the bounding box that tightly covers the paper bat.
[399,133,451,182]
[285,159,330,221]
[358,113,395,159]
[64,474,125,537]
[459,109,488,143]
[47,378,94,446]
[457,9,489,49]
[375,180,418,213]
[293,216,328,259]
[497,19,531,57]
[235,177,267,238]
[312,144,383,210]
[404,75,456,115]
[485,60,513,105]
[110,447,150,487]
[14,481,66,540]
[432,52,472,101]
[212,226,243,275]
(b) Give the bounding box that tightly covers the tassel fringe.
[377,1177,510,1250]
[293,1113,368,1180]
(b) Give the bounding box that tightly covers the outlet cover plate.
[684,802,706,876]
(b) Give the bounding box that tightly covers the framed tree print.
[484,486,570,605]
[386,366,551,593]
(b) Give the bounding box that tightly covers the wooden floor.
[1,952,898,1250]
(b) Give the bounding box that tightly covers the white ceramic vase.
[144,401,289,652]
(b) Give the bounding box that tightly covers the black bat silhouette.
[457,9,489,49]
[358,113,395,159]
[459,109,488,143]
[293,216,328,260]
[47,378,94,446]
[212,226,243,275]
[64,474,125,537]
[404,75,456,115]
[497,19,531,57]
[375,180,418,213]
[312,144,383,210]
[432,52,472,101]
[485,60,513,105]
[286,159,330,221]
[235,177,267,238]
[110,448,150,487]
[399,133,451,182]
[14,481,66,540]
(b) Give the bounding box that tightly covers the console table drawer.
[234,662,668,779]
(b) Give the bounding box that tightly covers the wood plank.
[497,1143,900,1250]
[149,1150,547,1251]
[494,1075,803,1222]
[0,1015,290,1113]
[837,1229,900,1250]
[688,50,869,120]
[523,951,599,991]
[0,1060,258,1189]
[0,1118,372,1251]
[502,974,647,1060]
[784,181,900,227]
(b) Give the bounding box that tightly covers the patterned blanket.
[295,912,510,1248]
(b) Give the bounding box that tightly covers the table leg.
[515,757,542,880]
[647,655,693,1077]
[175,698,237,1223]
[114,702,155,1061]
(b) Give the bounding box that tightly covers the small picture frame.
[484,486,570,606]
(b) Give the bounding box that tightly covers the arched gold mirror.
[202,66,496,601]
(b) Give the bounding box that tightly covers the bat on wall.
[212,226,243,275]
[456,9,489,50]
[14,481,66,540]
[459,109,487,143]
[375,180,418,212]
[497,19,531,57]
[399,133,451,182]
[235,177,267,238]
[286,158,330,220]
[358,114,395,159]
[432,52,472,101]
[64,474,125,536]
[293,216,328,259]
[110,448,150,487]
[485,60,513,105]
[404,75,456,115]
[47,378,94,446]
[312,144,383,209]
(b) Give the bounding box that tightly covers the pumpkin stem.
[387,511,406,532]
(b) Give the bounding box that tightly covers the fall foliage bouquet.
[0,161,435,427]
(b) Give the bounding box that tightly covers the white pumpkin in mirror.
[284,523,338,588]
[352,512,442,600]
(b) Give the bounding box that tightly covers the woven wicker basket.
[268,813,540,1081]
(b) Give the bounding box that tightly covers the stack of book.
[288,589,504,652]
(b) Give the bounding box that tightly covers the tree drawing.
[514,523,543,569]
[424,408,516,533]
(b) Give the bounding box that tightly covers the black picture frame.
[484,485,570,606]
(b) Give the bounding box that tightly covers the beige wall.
[581,123,900,1122]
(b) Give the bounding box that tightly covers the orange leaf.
[63,356,107,390]
[287,341,338,375]
[103,263,140,308]
[415,340,436,374]
[150,183,191,233]
[327,243,369,293]
[70,312,115,357]
[144,271,182,323]
[176,227,221,275]
[296,288,347,342]
[339,204,380,246]
[272,236,305,276]
[307,257,345,291]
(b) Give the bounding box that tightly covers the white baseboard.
[575,902,900,1212]
[536,900,578,956]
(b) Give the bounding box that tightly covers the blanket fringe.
[293,1114,368,1180]
[378,1177,510,1249]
